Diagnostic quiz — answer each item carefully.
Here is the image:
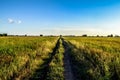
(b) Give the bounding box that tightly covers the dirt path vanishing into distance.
[62,39,74,80]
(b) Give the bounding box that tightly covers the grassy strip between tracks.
[46,39,65,80]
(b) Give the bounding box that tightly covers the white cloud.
[8,18,22,24]
[8,18,14,24]
[17,20,22,24]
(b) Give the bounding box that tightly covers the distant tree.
[25,34,27,36]
[3,33,7,36]
[111,34,113,37]
[0,33,7,36]
[40,34,43,36]
[107,34,113,37]
[0,34,2,36]
[97,35,99,37]
[16,35,19,36]
[60,35,62,38]
[82,34,87,37]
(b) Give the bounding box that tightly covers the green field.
[0,36,120,80]
[64,37,120,80]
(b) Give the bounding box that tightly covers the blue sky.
[0,0,120,35]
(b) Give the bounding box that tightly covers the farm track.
[31,38,75,80]
[10,38,75,80]
[29,38,61,80]
[62,39,74,80]
[11,38,61,80]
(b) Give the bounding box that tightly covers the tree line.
[0,33,119,37]
[0,33,7,36]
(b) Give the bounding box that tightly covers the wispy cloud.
[8,18,22,24]
[8,18,14,24]
[39,26,120,36]
[17,20,22,24]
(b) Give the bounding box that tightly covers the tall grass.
[0,37,58,80]
[64,37,120,80]
[46,39,65,80]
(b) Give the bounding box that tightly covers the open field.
[64,37,120,80]
[0,36,58,80]
[0,36,120,80]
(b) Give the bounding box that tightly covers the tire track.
[31,38,61,80]
[62,38,74,80]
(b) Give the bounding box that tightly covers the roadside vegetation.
[0,37,58,80]
[46,39,64,80]
[64,37,120,80]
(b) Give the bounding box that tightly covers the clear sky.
[0,0,120,35]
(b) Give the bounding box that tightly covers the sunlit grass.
[64,37,120,80]
[0,36,58,79]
